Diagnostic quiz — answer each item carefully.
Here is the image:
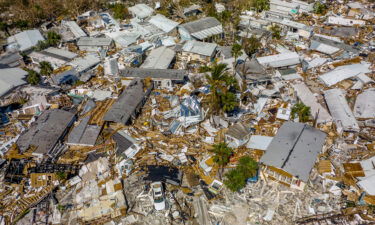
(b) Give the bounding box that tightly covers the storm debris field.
[0,0,374,224]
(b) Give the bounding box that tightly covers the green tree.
[252,0,270,12]
[39,61,53,76]
[26,69,41,85]
[111,3,130,20]
[291,102,311,122]
[270,25,281,39]
[206,63,239,114]
[0,21,10,36]
[243,36,261,57]
[13,20,29,30]
[224,156,258,192]
[237,156,258,178]
[46,31,61,46]
[224,168,246,192]
[313,2,327,14]
[231,43,243,64]
[34,40,49,51]
[212,142,233,178]
[56,172,67,180]
[221,92,238,113]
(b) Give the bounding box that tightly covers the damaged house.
[77,37,113,52]
[225,123,252,148]
[181,40,218,63]
[16,109,76,160]
[120,68,187,89]
[29,47,78,69]
[141,46,176,69]
[7,29,45,53]
[104,78,153,125]
[256,52,300,68]
[260,122,327,190]
[179,17,223,42]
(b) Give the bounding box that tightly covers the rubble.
[0,0,374,224]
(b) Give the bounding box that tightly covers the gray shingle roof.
[0,68,28,96]
[260,122,327,182]
[180,17,221,34]
[141,46,176,69]
[16,109,76,155]
[120,68,187,80]
[104,78,152,125]
[67,116,101,146]
[77,37,112,46]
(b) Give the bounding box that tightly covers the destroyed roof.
[0,67,28,97]
[69,54,100,73]
[112,131,134,156]
[310,35,359,55]
[292,83,332,124]
[226,123,252,140]
[354,88,375,119]
[67,116,101,146]
[237,58,266,75]
[149,14,180,33]
[144,165,182,186]
[246,135,273,150]
[179,17,223,40]
[7,29,45,52]
[317,27,359,38]
[182,40,217,57]
[104,78,152,125]
[140,46,176,69]
[318,62,371,87]
[77,37,112,46]
[16,109,75,155]
[29,47,77,62]
[120,68,187,80]
[183,4,202,14]
[260,122,327,182]
[129,4,154,19]
[63,21,87,38]
[0,51,22,68]
[324,89,359,132]
[256,52,300,68]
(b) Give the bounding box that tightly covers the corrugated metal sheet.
[318,62,371,87]
[256,52,300,68]
[149,14,179,33]
[324,88,359,132]
[292,83,332,124]
[354,88,375,119]
[182,40,217,57]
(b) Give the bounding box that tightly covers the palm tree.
[212,142,233,179]
[224,156,258,192]
[243,36,261,57]
[270,25,281,39]
[26,69,41,85]
[39,61,53,76]
[206,63,229,114]
[291,102,311,122]
[206,63,239,115]
[231,43,243,66]
[221,92,238,113]
[46,31,61,46]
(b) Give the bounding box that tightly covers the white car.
[151,182,166,210]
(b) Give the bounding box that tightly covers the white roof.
[354,88,375,119]
[257,52,300,68]
[327,16,365,26]
[0,68,28,96]
[141,46,175,69]
[358,175,375,195]
[246,135,273,150]
[324,88,359,132]
[318,62,371,87]
[149,14,179,33]
[182,40,217,57]
[69,54,100,73]
[43,47,78,59]
[360,156,375,177]
[64,21,87,38]
[129,4,154,19]
[292,83,332,124]
[104,58,119,76]
[7,29,45,52]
